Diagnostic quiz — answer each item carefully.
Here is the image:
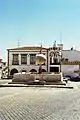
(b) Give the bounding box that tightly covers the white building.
[7,43,80,78]
[7,46,47,78]
[62,49,80,77]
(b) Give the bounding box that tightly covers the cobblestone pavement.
[0,87,80,120]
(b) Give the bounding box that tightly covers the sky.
[0,0,80,61]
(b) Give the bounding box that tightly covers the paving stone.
[0,87,80,119]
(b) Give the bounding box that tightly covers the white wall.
[62,65,79,76]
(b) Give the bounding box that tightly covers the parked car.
[70,76,80,82]
[64,74,80,82]
[63,73,80,81]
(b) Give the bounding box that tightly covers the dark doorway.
[50,67,59,72]
[10,68,18,76]
[30,69,37,73]
[54,59,58,64]
[42,69,46,72]
[21,69,27,72]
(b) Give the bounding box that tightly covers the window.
[65,58,69,62]
[54,58,58,64]
[50,57,54,65]
[50,67,59,72]
[21,54,27,64]
[50,57,59,65]
[30,54,36,65]
[12,54,19,65]
[3,62,6,66]
[50,57,52,65]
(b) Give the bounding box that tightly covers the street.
[0,80,80,120]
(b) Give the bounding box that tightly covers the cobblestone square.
[0,86,80,120]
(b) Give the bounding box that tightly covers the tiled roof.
[62,49,80,61]
[62,49,80,52]
[7,46,47,51]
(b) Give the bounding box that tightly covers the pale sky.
[0,0,80,61]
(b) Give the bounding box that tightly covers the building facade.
[7,46,47,77]
[7,43,80,78]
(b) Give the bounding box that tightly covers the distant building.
[0,58,7,79]
[0,58,6,70]
[7,43,80,78]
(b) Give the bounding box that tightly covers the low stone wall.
[39,73,62,82]
[12,72,62,83]
[12,73,36,82]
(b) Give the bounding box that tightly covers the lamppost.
[38,44,42,74]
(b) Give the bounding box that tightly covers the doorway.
[50,67,59,72]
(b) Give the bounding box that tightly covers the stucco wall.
[9,50,47,75]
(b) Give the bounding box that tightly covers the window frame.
[12,54,19,65]
[21,54,27,65]
[30,54,36,65]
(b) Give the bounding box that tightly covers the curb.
[0,84,74,89]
